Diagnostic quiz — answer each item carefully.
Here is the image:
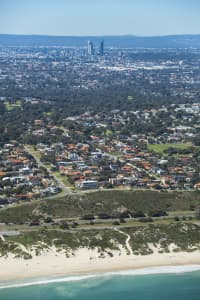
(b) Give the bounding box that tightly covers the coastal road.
[0,231,20,237]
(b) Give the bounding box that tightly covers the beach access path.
[114,228,133,255]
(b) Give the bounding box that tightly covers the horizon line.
[1,33,200,38]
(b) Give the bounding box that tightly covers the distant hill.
[1,34,200,48]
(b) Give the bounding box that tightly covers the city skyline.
[0,0,200,36]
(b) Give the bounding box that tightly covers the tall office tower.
[99,40,104,55]
[88,40,94,55]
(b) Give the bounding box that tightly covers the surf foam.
[1,265,200,290]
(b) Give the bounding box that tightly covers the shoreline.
[0,248,200,286]
[1,265,200,290]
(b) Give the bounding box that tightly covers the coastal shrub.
[98,213,111,219]
[132,211,145,218]
[59,221,69,229]
[139,217,153,223]
[148,211,168,217]
[44,217,53,223]
[1,190,200,224]
[112,221,120,226]
[0,222,200,258]
[80,215,95,220]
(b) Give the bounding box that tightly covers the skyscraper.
[99,40,104,55]
[88,40,94,55]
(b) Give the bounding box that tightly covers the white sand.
[0,247,200,282]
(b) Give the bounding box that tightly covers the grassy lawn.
[109,151,122,157]
[147,142,193,155]
[4,101,13,111]
[25,145,42,160]
[4,100,22,111]
[43,111,53,117]
[52,171,74,188]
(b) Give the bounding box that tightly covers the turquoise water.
[0,271,200,300]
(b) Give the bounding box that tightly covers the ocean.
[0,266,200,300]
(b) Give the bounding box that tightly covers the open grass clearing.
[147,142,193,155]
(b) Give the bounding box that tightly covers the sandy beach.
[0,248,200,282]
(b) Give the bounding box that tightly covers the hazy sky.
[0,0,200,36]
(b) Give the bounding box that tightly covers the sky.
[0,0,200,36]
